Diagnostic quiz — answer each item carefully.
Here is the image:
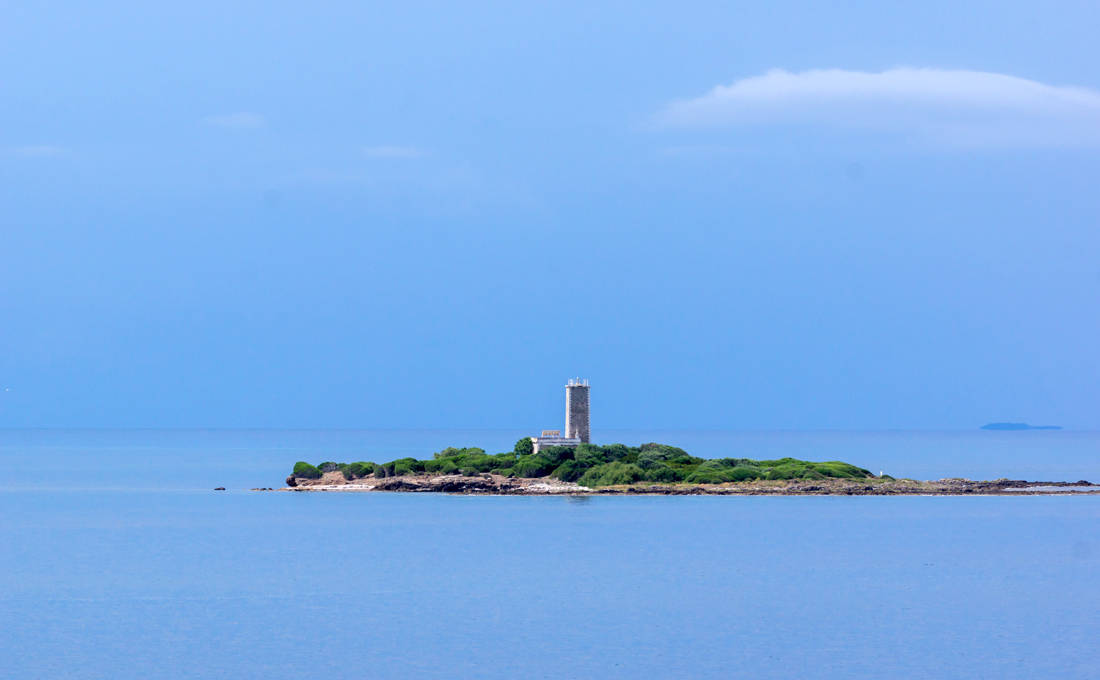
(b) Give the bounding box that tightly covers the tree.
[292,461,322,479]
[514,437,534,457]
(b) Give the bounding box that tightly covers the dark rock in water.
[214,487,226,491]
[285,476,298,487]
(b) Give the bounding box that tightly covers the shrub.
[492,452,517,470]
[574,444,608,466]
[423,458,460,474]
[550,460,586,482]
[602,444,633,463]
[642,463,683,483]
[343,462,372,479]
[317,461,339,473]
[456,453,500,473]
[538,446,575,466]
[725,465,763,482]
[292,461,322,479]
[636,447,703,468]
[514,437,534,457]
[670,454,705,466]
[639,443,692,461]
[684,461,764,484]
[712,457,755,468]
[758,458,813,480]
[513,454,556,478]
[684,466,731,484]
[578,462,645,487]
[390,457,423,476]
[434,447,485,460]
[813,461,873,479]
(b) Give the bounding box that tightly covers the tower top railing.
[566,378,589,387]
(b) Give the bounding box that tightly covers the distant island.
[981,422,1063,431]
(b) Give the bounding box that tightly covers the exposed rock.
[437,477,496,493]
[373,477,421,492]
[276,472,1098,496]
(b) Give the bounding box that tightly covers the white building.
[531,430,581,455]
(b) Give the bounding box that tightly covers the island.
[280,439,1095,496]
[981,422,1062,431]
[272,380,1092,495]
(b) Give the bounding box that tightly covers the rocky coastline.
[282,471,1098,496]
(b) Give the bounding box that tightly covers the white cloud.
[363,145,427,158]
[9,145,68,157]
[657,68,1100,147]
[203,112,265,128]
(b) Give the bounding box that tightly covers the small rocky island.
[981,422,1062,431]
[282,440,1095,496]
[275,383,1092,496]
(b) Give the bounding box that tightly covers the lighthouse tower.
[531,379,591,454]
[565,378,590,444]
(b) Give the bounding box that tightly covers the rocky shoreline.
[282,471,1098,496]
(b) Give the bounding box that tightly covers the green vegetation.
[513,437,534,457]
[290,442,876,487]
[292,461,322,479]
[578,461,645,487]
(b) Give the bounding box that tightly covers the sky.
[1,1,1099,429]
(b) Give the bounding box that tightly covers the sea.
[2,429,1098,679]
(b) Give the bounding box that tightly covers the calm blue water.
[2,429,1098,679]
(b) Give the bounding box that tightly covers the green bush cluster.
[296,461,380,480]
[513,437,534,457]
[680,457,872,484]
[292,461,322,479]
[578,462,645,487]
[341,462,371,479]
[289,443,875,487]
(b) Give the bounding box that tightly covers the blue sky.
[2,1,1099,429]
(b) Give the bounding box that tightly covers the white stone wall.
[532,436,581,455]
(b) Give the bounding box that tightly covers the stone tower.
[564,378,590,443]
